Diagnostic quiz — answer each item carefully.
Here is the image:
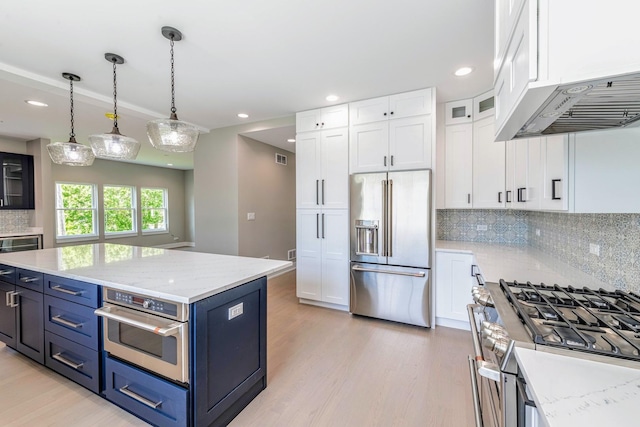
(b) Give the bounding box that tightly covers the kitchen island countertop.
[0,243,291,303]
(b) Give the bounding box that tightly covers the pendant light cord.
[170,35,176,114]
[112,59,118,128]
[69,78,75,139]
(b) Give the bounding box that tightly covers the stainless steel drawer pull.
[51,285,82,296]
[119,385,162,409]
[94,306,181,337]
[5,291,10,307]
[351,265,425,277]
[8,291,19,308]
[52,352,84,370]
[20,276,39,283]
[52,315,83,329]
[0,269,13,276]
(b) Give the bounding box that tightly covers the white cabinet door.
[389,115,433,171]
[295,133,321,209]
[320,129,349,209]
[473,117,505,208]
[473,90,495,121]
[349,121,389,173]
[525,137,541,210]
[389,88,433,119]
[445,99,473,125]
[296,110,322,133]
[505,139,516,208]
[540,135,569,211]
[320,210,349,305]
[296,210,322,301]
[512,139,528,208]
[495,0,526,77]
[349,96,389,125]
[444,123,473,208]
[435,251,474,327]
[321,105,349,129]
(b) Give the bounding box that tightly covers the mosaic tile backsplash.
[0,210,31,233]
[437,209,529,244]
[437,209,640,292]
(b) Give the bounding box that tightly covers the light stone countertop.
[515,347,640,427]
[0,243,292,304]
[0,227,43,238]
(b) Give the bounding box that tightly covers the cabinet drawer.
[44,295,99,350]
[0,263,16,284]
[45,331,99,393]
[16,268,43,292]
[44,275,99,308]
[104,356,188,427]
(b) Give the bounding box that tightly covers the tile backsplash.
[0,210,31,233]
[437,209,640,292]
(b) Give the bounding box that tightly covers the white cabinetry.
[296,105,349,133]
[444,123,473,208]
[435,250,475,330]
[539,135,568,211]
[473,117,506,208]
[350,88,434,173]
[445,99,472,125]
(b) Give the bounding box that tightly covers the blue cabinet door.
[44,275,99,308]
[45,331,100,393]
[44,295,99,351]
[16,269,43,293]
[0,282,16,347]
[16,285,44,364]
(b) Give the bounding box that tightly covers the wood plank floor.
[0,271,475,426]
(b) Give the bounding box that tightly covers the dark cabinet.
[0,152,35,210]
[15,285,44,364]
[0,264,17,347]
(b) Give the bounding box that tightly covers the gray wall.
[193,115,295,255]
[184,169,195,242]
[238,136,295,260]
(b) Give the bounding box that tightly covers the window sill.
[104,232,138,240]
[56,235,100,244]
[141,230,169,236]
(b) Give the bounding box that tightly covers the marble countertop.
[0,227,43,238]
[515,347,640,427]
[0,243,291,304]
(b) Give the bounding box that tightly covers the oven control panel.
[105,288,180,319]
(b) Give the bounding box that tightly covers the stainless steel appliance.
[95,287,189,384]
[468,280,640,427]
[0,235,42,252]
[349,169,431,327]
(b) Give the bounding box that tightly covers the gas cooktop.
[499,280,640,361]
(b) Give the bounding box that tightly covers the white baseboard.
[298,298,349,312]
[268,262,296,279]
[435,317,471,331]
[155,241,195,249]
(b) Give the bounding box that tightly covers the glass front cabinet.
[0,153,35,210]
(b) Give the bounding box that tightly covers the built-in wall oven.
[95,287,189,384]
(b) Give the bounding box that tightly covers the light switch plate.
[247,212,255,221]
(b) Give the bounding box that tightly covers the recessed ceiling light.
[167,163,173,166]
[287,138,296,143]
[25,100,48,107]
[326,95,339,102]
[237,113,249,118]
[454,67,474,77]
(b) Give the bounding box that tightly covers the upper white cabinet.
[472,117,505,209]
[296,128,348,209]
[349,88,433,126]
[539,135,568,211]
[473,91,497,122]
[444,123,473,208]
[296,104,349,133]
[350,88,434,173]
[445,99,472,125]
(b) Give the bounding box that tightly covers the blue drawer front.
[45,331,100,393]
[16,268,43,292]
[44,275,99,308]
[44,295,99,351]
[104,356,188,427]
[0,264,16,284]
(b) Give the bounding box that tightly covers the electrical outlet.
[247,212,255,221]
[228,303,244,320]
[476,225,488,231]
[535,229,540,237]
[589,243,600,257]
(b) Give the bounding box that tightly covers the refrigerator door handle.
[387,179,393,258]
[382,179,388,257]
[351,265,426,277]
[316,213,320,239]
[322,213,325,238]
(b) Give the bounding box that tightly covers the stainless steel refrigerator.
[349,169,431,327]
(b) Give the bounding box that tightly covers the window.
[141,187,168,233]
[55,182,98,239]
[104,185,136,236]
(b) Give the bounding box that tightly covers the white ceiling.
[0,0,494,169]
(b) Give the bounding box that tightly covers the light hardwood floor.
[0,271,475,426]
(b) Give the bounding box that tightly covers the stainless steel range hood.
[513,73,640,139]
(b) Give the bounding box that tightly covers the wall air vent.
[288,249,296,260]
[275,153,287,165]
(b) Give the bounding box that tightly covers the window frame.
[103,184,138,239]
[140,187,169,235]
[54,181,99,242]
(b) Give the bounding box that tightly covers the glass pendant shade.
[89,128,141,160]
[47,139,95,167]
[147,117,199,153]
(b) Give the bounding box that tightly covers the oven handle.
[467,356,484,427]
[467,304,501,382]
[94,306,182,337]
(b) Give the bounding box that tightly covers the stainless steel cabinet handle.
[0,199,3,207]
[94,306,181,337]
[316,180,319,205]
[321,179,325,205]
[52,315,83,329]
[5,290,10,307]
[321,213,325,239]
[119,385,162,409]
[8,291,19,308]
[20,276,39,283]
[351,265,425,277]
[551,179,562,200]
[0,269,13,276]
[52,352,84,370]
[467,356,483,427]
[51,285,82,296]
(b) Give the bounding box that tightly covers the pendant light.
[89,53,141,160]
[47,73,95,166]
[147,26,199,153]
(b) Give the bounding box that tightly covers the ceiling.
[0,0,494,169]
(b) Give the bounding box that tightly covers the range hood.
[513,73,640,139]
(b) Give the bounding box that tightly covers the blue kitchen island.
[0,243,291,427]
